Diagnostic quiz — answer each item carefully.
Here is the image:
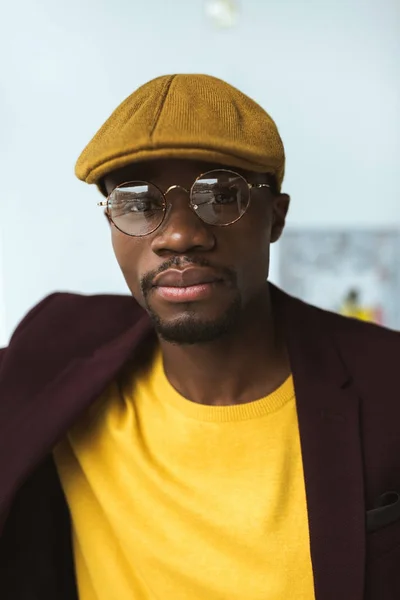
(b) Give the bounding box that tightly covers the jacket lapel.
[0,310,154,519]
[277,289,366,600]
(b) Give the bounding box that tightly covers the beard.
[144,293,242,345]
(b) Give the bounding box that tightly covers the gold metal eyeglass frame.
[97,168,271,237]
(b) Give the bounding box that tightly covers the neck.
[159,284,290,406]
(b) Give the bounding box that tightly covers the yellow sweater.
[54,349,315,600]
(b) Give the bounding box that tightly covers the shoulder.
[278,286,400,350]
[12,290,142,330]
[7,291,147,358]
[280,283,400,346]
[279,287,400,381]
[314,303,400,351]
[301,300,400,390]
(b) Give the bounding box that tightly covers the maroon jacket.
[0,287,399,600]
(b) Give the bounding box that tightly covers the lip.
[152,267,223,288]
[154,281,223,303]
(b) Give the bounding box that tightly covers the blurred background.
[0,0,399,345]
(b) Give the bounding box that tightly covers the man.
[0,74,399,600]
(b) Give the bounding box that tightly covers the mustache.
[140,256,237,295]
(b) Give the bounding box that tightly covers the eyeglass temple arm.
[98,200,108,207]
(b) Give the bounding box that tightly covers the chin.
[147,298,242,345]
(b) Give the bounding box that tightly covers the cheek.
[111,229,144,297]
[228,211,272,288]
[249,206,273,261]
[236,206,272,257]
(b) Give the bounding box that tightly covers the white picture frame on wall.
[279,229,400,330]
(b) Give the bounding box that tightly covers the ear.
[270,193,290,243]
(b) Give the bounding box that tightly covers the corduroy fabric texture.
[75,74,285,194]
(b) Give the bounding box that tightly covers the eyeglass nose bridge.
[165,184,190,196]
[163,184,201,216]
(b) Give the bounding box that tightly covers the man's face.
[103,159,289,345]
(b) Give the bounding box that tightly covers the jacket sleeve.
[0,293,60,536]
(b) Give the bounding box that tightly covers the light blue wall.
[0,0,399,343]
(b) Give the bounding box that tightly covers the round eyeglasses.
[98,169,271,237]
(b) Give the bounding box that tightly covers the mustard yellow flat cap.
[75,74,285,192]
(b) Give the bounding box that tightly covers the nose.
[150,186,216,255]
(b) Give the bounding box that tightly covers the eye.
[212,188,237,204]
[128,198,160,213]
[112,193,163,217]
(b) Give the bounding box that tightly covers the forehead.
[102,159,267,195]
